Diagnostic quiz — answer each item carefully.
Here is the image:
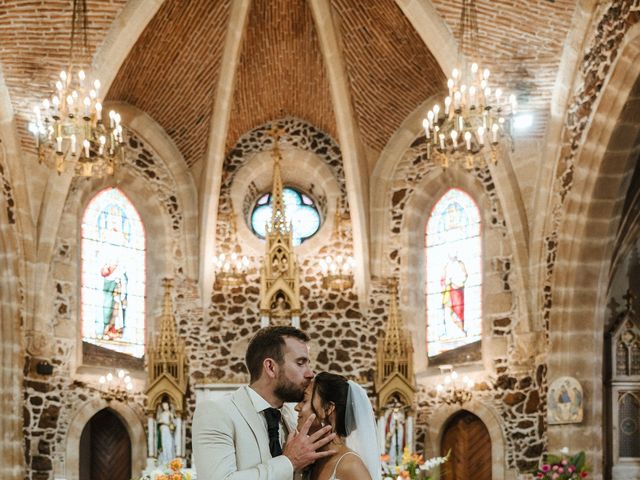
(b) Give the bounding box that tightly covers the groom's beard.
[274,372,306,403]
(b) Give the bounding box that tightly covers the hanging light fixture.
[422,0,517,169]
[28,0,124,178]
[435,365,475,406]
[213,212,252,288]
[319,199,355,291]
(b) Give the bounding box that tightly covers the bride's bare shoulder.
[335,451,371,480]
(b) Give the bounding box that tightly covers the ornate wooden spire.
[267,128,289,235]
[259,128,301,327]
[375,279,415,410]
[145,279,188,414]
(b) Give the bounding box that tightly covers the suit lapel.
[231,386,271,462]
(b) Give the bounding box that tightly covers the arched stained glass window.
[250,187,321,246]
[81,188,146,358]
[425,188,482,356]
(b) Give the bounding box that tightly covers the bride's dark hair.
[312,372,350,437]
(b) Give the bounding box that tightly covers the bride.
[294,372,381,480]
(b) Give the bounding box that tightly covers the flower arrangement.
[135,458,191,480]
[535,448,589,480]
[381,447,449,480]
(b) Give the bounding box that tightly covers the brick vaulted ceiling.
[430,0,578,138]
[1,1,581,171]
[331,0,447,154]
[225,0,336,152]
[107,0,231,168]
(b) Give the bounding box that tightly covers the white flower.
[560,447,570,455]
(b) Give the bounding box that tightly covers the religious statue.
[156,400,176,464]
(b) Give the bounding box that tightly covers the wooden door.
[79,408,131,480]
[441,410,492,480]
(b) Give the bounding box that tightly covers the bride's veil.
[344,380,382,480]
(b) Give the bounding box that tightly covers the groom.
[193,326,336,479]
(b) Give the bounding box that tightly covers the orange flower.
[169,458,183,471]
[380,454,390,463]
[171,474,182,480]
[400,470,410,478]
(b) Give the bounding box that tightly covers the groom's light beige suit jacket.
[193,385,299,480]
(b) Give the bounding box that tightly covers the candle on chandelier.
[95,102,102,121]
[70,134,76,155]
[78,70,85,86]
[491,123,499,143]
[454,91,461,110]
[83,139,90,158]
[99,135,106,155]
[52,96,60,117]
[444,96,451,115]
[439,133,445,150]
[450,129,458,146]
[464,131,472,151]
[477,127,485,146]
[433,104,440,123]
[83,97,90,118]
[422,118,430,139]
[56,136,62,153]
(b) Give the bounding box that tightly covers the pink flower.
[542,465,551,472]
[552,473,559,479]
[562,460,568,465]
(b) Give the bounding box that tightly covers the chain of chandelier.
[28,0,124,178]
[423,0,517,169]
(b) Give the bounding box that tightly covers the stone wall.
[22,130,201,480]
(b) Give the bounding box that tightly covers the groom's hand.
[283,414,336,471]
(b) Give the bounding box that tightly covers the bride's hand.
[283,414,336,471]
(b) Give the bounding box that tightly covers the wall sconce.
[36,360,54,376]
[213,252,251,288]
[99,369,133,400]
[319,254,355,290]
[436,365,474,406]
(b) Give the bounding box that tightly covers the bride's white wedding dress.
[328,451,360,480]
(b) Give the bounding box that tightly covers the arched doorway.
[79,408,132,480]
[441,410,491,480]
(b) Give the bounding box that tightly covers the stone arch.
[62,398,146,480]
[400,169,511,373]
[425,401,514,480]
[229,148,341,258]
[65,176,173,371]
[0,193,24,480]
[547,21,640,470]
[370,95,531,334]
[106,101,198,279]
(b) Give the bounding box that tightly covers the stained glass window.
[250,187,321,245]
[81,188,146,358]
[425,188,482,356]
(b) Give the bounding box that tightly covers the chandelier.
[319,254,355,290]
[28,0,124,178]
[422,0,517,169]
[435,366,474,406]
[98,368,134,400]
[213,212,252,288]
[319,199,355,291]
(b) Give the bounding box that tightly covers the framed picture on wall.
[548,376,584,425]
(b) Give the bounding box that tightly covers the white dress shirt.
[247,387,291,464]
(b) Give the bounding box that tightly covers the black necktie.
[264,407,282,457]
